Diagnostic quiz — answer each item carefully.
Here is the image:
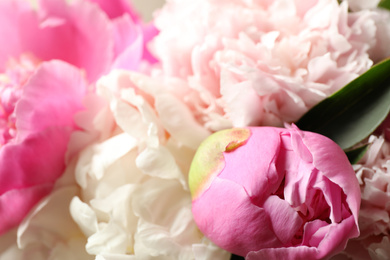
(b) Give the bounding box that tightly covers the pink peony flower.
[151,0,390,130]
[189,126,361,259]
[0,60,88,235]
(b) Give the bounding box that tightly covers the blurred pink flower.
[0,60,87,235]
[0,0,156,235]
[0,0,156,82]
[190,126,361,259]
[151,0,390,130]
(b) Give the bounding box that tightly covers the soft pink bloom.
[151,0,390,130]
[190,126,361,259]
[335,135,390,260]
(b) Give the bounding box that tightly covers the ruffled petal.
[15,60,87,141]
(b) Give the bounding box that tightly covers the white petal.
[75,133,138,187]
[86,222,130,255]
[90,184,138,234]
[155,93,210,149]
[135,145,186,188]
[18,186,82,249]
[70,196,99,237]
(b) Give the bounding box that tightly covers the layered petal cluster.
[0,60,88,235]
[151,0,390,130]
[190,126,361,259]
[0,0,155,236]
[335,135,390,260]
[69,70,230,259]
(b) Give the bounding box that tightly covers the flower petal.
[15,60,87,141]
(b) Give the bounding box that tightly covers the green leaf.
[345,145,368,164]
[379,0,390,10]
[296,58,390,150]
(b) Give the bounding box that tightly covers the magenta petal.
[0,184,53,235]
[140,23,159,63]
[192,177,282,256]
[87,0,141,21]
[15,60,87,140]
[0,127,70,235]
[19,0,112,82]
[111,15,143,70]
[0,127,70,195]
[0,60,87,235]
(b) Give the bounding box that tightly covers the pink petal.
[140,23,159,63]
[0,60,88,235]
[38,0,113,81]
[301,219,329,247]
[301,130,361,226]
[278,132,315,208]
[262,195,303,245]
[0,0,30,69]
[219,127,284,205]
[111,16,143,70]
[87,0,141,21]
[192,177,282,257]
[0,127,70,196]
[0,125,72,235]
[315,215,358,259]
[0,184,53,235]
[0,0,113,82]
[15,60,87,141]
[87,0,158,64]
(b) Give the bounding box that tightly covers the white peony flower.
[69,70,230,259]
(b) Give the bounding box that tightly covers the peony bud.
[189,126,361,259]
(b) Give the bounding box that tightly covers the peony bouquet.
[1,0,390,259]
